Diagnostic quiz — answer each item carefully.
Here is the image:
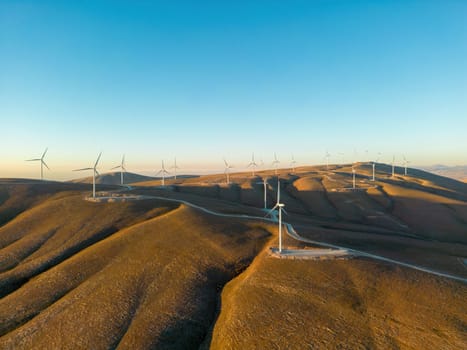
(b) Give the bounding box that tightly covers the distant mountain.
[418,165,467,182]
[70,171,156,185]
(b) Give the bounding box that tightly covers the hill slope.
[1,163,466,349]
[0,185,270,349]
[70,171,156,185]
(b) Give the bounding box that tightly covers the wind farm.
[1,1,466,349]
[1,151,467,349]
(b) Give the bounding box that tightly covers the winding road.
[90,188,467,284]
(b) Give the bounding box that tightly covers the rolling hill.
[70,171,156,185]
[419,165,467,183]
[0,163,466,349]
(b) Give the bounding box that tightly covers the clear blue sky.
[1,0,466,179]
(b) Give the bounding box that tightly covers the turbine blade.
[73,167,93,171]
[42,147,48,159]
[265,205,279,217]
[42,160,50,170]
[94,152,102,168]
[95,169,100,177]
[111,165,121,170]
[26,159,41,161]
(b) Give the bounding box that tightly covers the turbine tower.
[272,153,280,175]
[290,154,297,173]
[371,152,381,181]
[247,153,258,177]
[73,152,101,199]
[171,157,180,180]
[256,177,269,209]
[266,179,286,253]
[352,164,356,189]
[325,150,331,170]
[224,158,233,184]
[26,147,49,180]
[403,155,409,176]
[156,160,170,186]
[111,154,126,185]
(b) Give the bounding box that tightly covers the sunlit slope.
[0,202,270,349]
[209,250,467,349]
[0,193,177,296]
[0,181,92,228]
[133,163,467,244]
[70,171,156,185]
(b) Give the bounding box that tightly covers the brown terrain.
[420,165,467,183]
[0,162,466,349]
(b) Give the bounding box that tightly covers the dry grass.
[210,249,467,349]
[0,182,274,348]
[0,164,466,349]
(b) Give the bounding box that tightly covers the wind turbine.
[324,150,330,170]
[403,155,409,176]
[266,179,286,253]
[290,154,297,173]
[392,155,395,177]
[26,147,49,180]
[272,153,280,175]
[171,157,180,180]
[256,177,269,209]
[247,153,258,177]
[371,152,381,181]
[156,160,170,186]
[73,152,101,199]
[352,164,356,189]
[111,154,126,185]
[224,158,233,184]
[338,152,345,165]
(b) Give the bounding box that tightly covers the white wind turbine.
[26,147,50,180]
[73,152,102,199]
[272,153,280,175]
[403,155,410,176]
[324,150,331,170]
[290,154,297,173]
[371,152,381,181]
[111,154,127,185]
[266,179,286,253]
[224,158,233,184]
[156,160,170,186]
[171,157,180,180]
[352,164,356,189]
[247,153,258,176]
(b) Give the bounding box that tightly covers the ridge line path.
[93,189,467,284]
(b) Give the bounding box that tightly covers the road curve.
[92,190,467,284]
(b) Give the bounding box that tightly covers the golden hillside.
[0,163,466,349]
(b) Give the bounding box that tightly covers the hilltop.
[70,171,199,186]
[70,171,156,185]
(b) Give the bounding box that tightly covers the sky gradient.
[1,0,466,180]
